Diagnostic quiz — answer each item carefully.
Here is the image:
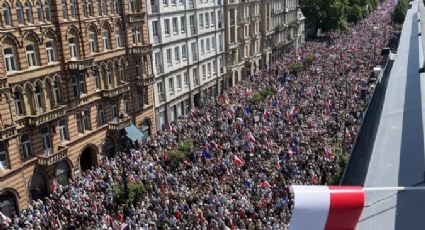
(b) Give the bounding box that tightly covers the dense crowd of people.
[3,0,399,229]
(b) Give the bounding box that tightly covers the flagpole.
[363,186,425,192]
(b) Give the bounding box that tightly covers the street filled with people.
[4,0,399,229]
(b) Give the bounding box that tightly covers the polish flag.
[0,211,11,227]
[234,155,244,167]
[289,186,364,230]
[324,147,333,159]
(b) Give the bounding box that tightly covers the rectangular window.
[154,52,162,73]
[184,72,189,87]
[213,60,217,74]
[46,41,56,63]
[200,40,204,55]
[202,65,206,79]
[79,73,87,93]
[172,17,178,34]
[176,74,181,90]
[191,42,197,61]
[4,48,17,72]
[58,119,69,142]
[211,12,215,26]
[181,44,187,59]
[89,33,97,53]
[124,100,130,114]
[21,135,33,159]
[98,105,106,125]
[206,38,210,52]
[207,62,211,78]
[199,13,203,28]
[71,75,79,96]
[193,68,199,86]
[174,47,180,62]
[41,127,52,155]
[205,13,209,28]
[115,31,122,48]
[166,49,172,65]
[112,105,118,121]
[164,19,170,36]
[180,16,185,33]
[0,142,9,169]
[83,110,91,131]
[168,78,175,94]
[69,37,78,60]
[212,36,216,50]
[190,15,195,35]
[26,44,38,67]
[152,21,159,37]
[157,82,165,102]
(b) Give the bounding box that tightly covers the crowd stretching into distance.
[2,0,398,229]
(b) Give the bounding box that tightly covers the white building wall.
[148,0,225,129]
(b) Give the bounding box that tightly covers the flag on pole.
[0,211,11,227]
[289,186,364,230]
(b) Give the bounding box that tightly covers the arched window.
[2,3,12,26]
[25,1,33,24]
[3,45,17,72]
[106,65,113,87]
[25,39,39,67]
[70,0,76,18]
[114,29,122,48]
[68,31,80,60]
[34,85,44,113]
[36,0,44,22]
[88,0,94,16]
[93,67,101,89]
[102,28,111,50]
[16,1,24,24]
[52,80,62,105]
[46,39,57,63]
[45,0,51,21]
[14,91,25,116]
[62,0,68,20]
[88,27,98,54]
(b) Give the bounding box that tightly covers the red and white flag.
[289,185,364,230]
[234,155,244,167]
[0,211,11,227]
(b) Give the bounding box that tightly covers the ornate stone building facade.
[0,0,154,214]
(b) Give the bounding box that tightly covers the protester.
[6,0,398,229]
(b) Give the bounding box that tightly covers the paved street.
[358,0,425,229]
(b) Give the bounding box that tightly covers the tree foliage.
[391,0,409,24]
[300,0,384,33]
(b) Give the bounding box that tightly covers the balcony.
[17,106,67,127]
[100,83,130,98]
[0,125,17,141]
[130,44,153,55]
[67,58,95,71]
[136,75,154,87]
[37,146,68,166]
[108,116,132,131]
[128,11,146,23]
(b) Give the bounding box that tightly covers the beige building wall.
[0,0,154,215]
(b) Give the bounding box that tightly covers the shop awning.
[125,124,145,141]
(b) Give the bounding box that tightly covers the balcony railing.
[100,83,130,98]
[0,125,17,141]
[128,12,146,23]
[17,106,67,127]
[108,117,132,131]
[67,58,95,70]
[130,44,153,55]
[37,146,68,166]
